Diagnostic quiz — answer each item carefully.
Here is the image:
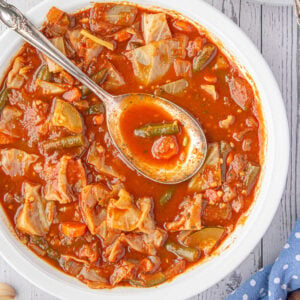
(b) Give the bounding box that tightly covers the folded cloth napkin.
[227,218,300,300]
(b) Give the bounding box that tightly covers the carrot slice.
[47,7,65,24]
[0,133,14,145]
[60,222,87,238]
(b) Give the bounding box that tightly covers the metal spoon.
[0,1,207,184]
[294,0,300,26]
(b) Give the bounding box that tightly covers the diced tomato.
[60,222,87,238]
[63,87,82,102]
[227,75,253,111]
[0,133,14,145]
[187,37,203,57]
[173,20,193,32]
[93,114,104,125]
[203,203,232,225]
[226,152,233,166]
[151,135,179,160]
[113,30,132,42]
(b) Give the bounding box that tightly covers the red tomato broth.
[0,2,265,289]
[119,102,187,166]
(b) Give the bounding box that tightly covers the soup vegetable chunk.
[0,3,264,288]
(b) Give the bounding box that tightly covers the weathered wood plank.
[260,4,298,266]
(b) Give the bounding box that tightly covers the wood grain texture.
[0,1,298,299]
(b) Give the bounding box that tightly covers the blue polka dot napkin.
[227,218,300,300]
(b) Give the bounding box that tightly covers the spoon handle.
[295,0,300,26]
[0,0,114,104]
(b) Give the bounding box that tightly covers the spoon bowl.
[0,0,207,184]
[108,93,207,184]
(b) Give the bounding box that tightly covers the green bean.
[37,65,52,81]
[193,44,217,72]
[129,273,166,287]
[0,88,9,112]
[165,241,199,262]
[159,187,175,206]
[31,235,60,261]
[134,121,179,138]
[142,272,166,287]
[86,102,105,115]
[43,134,85,152]
[80,68,108,96]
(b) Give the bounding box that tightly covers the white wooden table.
[0,1,298,299]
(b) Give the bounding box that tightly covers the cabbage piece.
[103,238,125,263]
[0,148,38,177]
[89,4,122,34]
[44,37,67,73]
[98,220,120,247]
[80,184,108,234]
[52,99,83,133]
[201,84,218,100]
[107,189,141,232]
[87,142,122,178]
[67,29,103,66]
[84,41,103,65]
[43,156,75,204]
[110,260,136,285]
[142,13,172,44]
[174,59,192,77]
[7,57,26,89]
[159,79,188,95]
[121,228,167,255]
[125,39,182,85]
[105,5,137,26]
[188,143,222,192]
[103,62,125,90]
[67,29,82,53]
[16,182,54,236]
[136,197,155,234]
[165,194,202,231]
[0,106,23,138]
[79,266,110,289]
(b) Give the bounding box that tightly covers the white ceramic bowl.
[0,0,289,299]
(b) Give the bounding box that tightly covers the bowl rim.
[0,0,289,299]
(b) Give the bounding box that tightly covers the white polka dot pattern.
[226,220,300,300]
